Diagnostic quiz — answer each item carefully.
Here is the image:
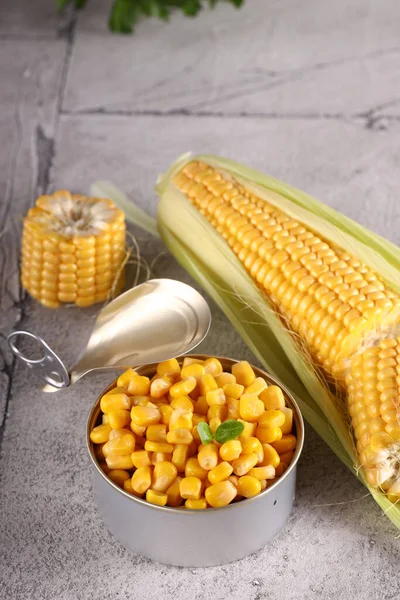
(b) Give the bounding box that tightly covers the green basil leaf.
[197,421,213,445]
[214,420,244,444]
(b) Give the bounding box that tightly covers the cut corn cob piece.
[156,156,400,507]
[21,190,125,308]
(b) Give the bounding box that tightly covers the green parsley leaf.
[214,420,244,444]
[197,421,213,445]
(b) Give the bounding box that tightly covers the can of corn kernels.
[86,356,304,567]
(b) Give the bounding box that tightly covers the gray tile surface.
[1,1,400,599]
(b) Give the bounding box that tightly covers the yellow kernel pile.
[90,357,297,509]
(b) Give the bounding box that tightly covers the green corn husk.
[92,153,400,528]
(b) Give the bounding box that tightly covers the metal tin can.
[87,356,304,567]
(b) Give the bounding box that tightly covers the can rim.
[86,354,305,514]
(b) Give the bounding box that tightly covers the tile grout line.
[58,108,400,126]
[0,11,77,451]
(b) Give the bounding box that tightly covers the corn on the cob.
[164,159,400,501]
[21,190,125,308]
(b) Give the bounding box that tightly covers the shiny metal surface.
[87,355,305,567]
[7,279,211,391]
[7,330,70,388]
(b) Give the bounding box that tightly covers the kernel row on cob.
[90,357,297,509]
[21,190,126,308]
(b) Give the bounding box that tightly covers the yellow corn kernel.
[117,368,136,388]
[206,388,226,406]
[238,419,257,439]
[240,437,264,463]
[150,375,174,398]
[127,374,150,396]
[172,444,189,472]
[100,391,131,413]
[151,461,177,493]
[185,498,208,510]
[260,479,268,491]
[144,441,174,453]
[151,452,171,465]
[192,414,207,426]
[169,410,193,431]
[130,421,146,437]
[279,451,295,464]
[185,457,208,481]
[237,475,262,498]
[107,410,131,430]
[275,463,288,477]
[166,476,183,507]
[108,470,130,487]
[102,414,109,424]
[227,475,239,487]
[108,427,132,440]
[226,397,240,419]
[203,357,223,376]
[223,383,245,399]
[215,372,236,387]
[256,426,283,444]
[208,461,233,484]
[90,423,111,444]
[102,442,111,458]
[199,374,218,396]
[106,454,134,470]
[157,358,181,377]
[146,489,168,506]
[107,434,136,455]
[271,434,297,454]
[259,386,285,410]
[167,428,194,445]
[180,476,203,500]
[181,363,205,381]
[245,377,268,396]
[248,465,275,480]
[281,407,294,434]
[131,405,161,427]
[146,424,167,443]
[260,443,281,468]
[207,405,228,421]
[170,396,194,412]
[131,450,152,468]
[198,443,219,470]
[123,478,136,495]
[258,410,286,429]
[205,481,237,507]
[159,404,173,425]
[232,452,258,476]
[131,465,152,494]
[182,357,204,367]
[131,396,150,407]
[239,394,264,422]
[195,396,209,415]
[169,377,197,398]
[232,361,256,387]
[219,439,242,461]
